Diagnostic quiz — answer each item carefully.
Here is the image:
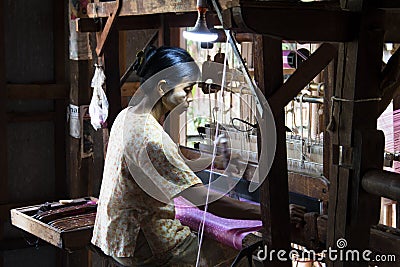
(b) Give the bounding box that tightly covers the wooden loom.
[11,1,400,266]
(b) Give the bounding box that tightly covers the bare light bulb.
[183,6,218,42]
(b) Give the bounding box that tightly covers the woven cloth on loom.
[174,197,262,250]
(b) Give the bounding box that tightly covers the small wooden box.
[10,197,97,251]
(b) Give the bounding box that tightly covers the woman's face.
[162,82,195,112]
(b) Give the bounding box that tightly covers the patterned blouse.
[91,108,202,258]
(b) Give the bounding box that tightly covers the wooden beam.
[254,35,291,267]
[227,2,357,42]
[86,0,197,18]
[362,170,400,201]
[269,43,337,110]
[6,84,68,99]
[78,12,216,33]
[76,18,101,32]
[95,0,121,56]
[159,14,170,46]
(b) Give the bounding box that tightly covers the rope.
[326,96,382,132]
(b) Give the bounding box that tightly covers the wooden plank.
[6,112,56,123]
[87,0,197,18]
[227,3,357,42]
[254,35,291,267]
[10,209,62,248]
[269,43,337,111]
[78,12,215,33]
[96,0,122,56]
[6,84,68,99]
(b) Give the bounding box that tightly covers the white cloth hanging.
[89,65,109,130]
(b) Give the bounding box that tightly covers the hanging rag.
[89,65,109,130]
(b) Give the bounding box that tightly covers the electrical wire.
[195,30,231,267]
[231,117,257,132]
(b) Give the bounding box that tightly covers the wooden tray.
[10,197,97,251]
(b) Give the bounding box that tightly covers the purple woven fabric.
[174,197,262,250]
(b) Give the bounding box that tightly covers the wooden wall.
[0,0,67,266]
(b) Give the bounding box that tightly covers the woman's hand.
[213,154,244,172]
[289,204,306,226]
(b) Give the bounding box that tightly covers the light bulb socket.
[183,8,218,42]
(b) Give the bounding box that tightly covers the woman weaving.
[91,46,305,266]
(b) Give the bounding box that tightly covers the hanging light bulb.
[183,0,218,42]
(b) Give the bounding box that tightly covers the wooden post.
[254,35,291,267]
[392,72,400,230]
[323,54,337,179]
[104,28,121,129]
[159,17,182,143]
[54,0,67,200]
[0,0,8,206]
[0,2,7,267]
[67,29,95,267]
[68,60,91,198]
[327,1,384,266]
